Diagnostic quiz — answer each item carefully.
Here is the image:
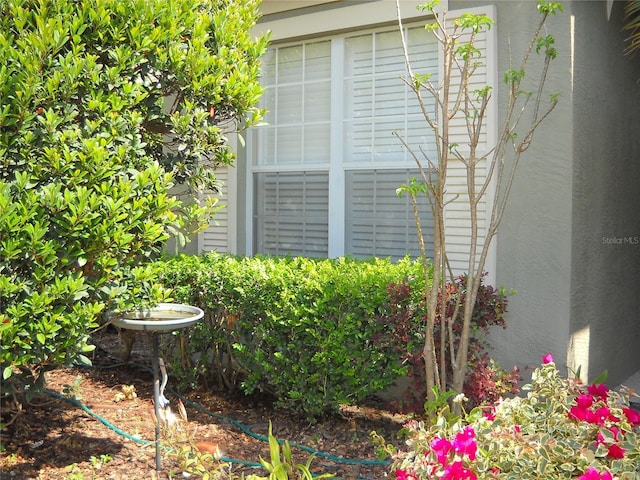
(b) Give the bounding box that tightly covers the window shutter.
[346,169,433,260]
[200,166,230,253]
[254,171,329,257]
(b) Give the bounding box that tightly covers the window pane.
[253,127,277,165]
[254,41,331,167]
[278,45,303,83]
[277,84,303,124]
[254,171,329,257]
[304,81,330,122]
[305,41,332,79]
[261,49,277,86]
[303,124,330,163]
[343,27,437,165]
[276,126,303,164]
[374,30,404,74]
[345,169,433,260]
[345,34,373,77]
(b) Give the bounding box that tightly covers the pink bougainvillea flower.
[395,469,418,480]
[431,437,453,465]
[576,393,594,409]
[587,383,609,399]
[623,406,640,426]
[578,467,601,480]
[578,467,613,480]
[443,460,477,480]
[608,425,621,441]
[453,426,477,460]
[542,352,554,364]
[606,442,626,459]
[483,407,496,421]
[589,406,611,425]
[569,405,589,422]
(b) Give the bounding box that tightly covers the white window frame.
[244,3,497,280]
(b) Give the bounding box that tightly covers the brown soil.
[1,329,409,480]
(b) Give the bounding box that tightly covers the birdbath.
[109,302,204,471]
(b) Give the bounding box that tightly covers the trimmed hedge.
[154,253,426,418]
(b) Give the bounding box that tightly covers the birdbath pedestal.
[109,303,204,471]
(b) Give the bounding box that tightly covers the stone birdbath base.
[109,303,204,471]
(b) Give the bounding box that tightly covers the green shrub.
[386,275,520,413]
[0,0,267,394]
[157,253,426,418]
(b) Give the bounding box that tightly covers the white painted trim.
[483,4,498,286]
[245,131,255,255]
[328,37,346,258]
[261,0,341,16]
[254,0,446,41]
[226,151,238,255]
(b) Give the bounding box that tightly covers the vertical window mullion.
[301,45,306,164]
[370,33,376,163]
[328,37,345,258]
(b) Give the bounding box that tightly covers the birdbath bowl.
[109,302,204,471]
[110,303,204,332]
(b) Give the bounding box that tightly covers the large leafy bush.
[0,0,267,393]
[156,253,426,418]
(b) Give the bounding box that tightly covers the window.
[249,24,438,260]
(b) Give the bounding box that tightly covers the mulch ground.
[1,328,409,480]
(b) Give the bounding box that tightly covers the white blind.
[256,41,331,167]
[254,171,329,257]
[442,20,492,274]
[346,169,433,260]
[200,166,230,253]
[344,26,438,165]
[249,22,459,261]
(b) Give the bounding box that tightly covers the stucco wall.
[569,0,640,386]
[453,0,640,384]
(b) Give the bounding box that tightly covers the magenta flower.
[569,404,589,422]
[542,352,554,364]
[578,467,613,480]
[443,460,477,480]
[578,467,601,480]
[606,442,626,459]
[395,469,418,480]
[587,383,609,399]
[587,406,611,425]
[623,406,640,426]
[431,437,453,465]
[608,425,621,441]
[576,393,594,409]
[452,426,477,460]
[483,407,496,421]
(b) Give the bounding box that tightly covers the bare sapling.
[395,0,563,411]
